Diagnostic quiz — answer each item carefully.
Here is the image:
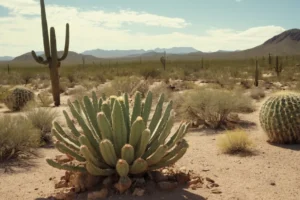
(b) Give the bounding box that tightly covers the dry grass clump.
[26,108,59,145]
[217,129,253,154]
[250,87,266,100]
[37,91,53,107]
[111,76,143,94]
[0,115,40,161]
[149,81,173,102]
[175,88,254,129]
[68,85,89,102]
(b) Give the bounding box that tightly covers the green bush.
[26,108,59,145]
[0,115,40,161]
[175,88,254,129]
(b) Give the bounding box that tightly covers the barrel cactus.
[4,87,34,111]
[259,91,300,144]
[46,91,189,192]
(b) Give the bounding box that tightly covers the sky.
[0,0,299,57]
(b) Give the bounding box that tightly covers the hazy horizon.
[0,0,299,57]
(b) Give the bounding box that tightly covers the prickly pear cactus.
[259,91,300,144]
[4,87,34,111]
[46,91,189,192]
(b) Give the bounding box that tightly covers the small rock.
[211,188,222,194]
[157,181,178,191]
[176,172,190,184]
[206,177,215,183]
[151,171,168,182]
[132,188,145,197]
[188,177,201,185]
[189,182,203,190]
[134,178,146,187]
[55,180,68,189]
[54,188,76,200]
[270,181,276,186]
[202,168,210,172]
[87,188,108,199]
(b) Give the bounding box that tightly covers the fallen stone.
[132,188,145,197]
[211,188,222,194]
[87,188,108,199]
[205,177,215,183]
[55,180,68,189]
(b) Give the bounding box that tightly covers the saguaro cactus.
[31,0,69,106]
[274,56,283,77]
[160,51,166,70]
[254,59,259,87]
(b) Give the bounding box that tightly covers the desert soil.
[0,93,300,200]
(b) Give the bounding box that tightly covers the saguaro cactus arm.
[58,23,70,61]
[40,0,50,59]
[31,51,49,64]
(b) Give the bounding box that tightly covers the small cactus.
[259,91,300,144]
[4,87,34,111]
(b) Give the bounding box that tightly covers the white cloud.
[0,0,285,56]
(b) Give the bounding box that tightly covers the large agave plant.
[46,91,189,190]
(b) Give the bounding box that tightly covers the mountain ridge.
[3,28,300,63]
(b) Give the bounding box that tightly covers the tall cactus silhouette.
[254,59,259,87]
[31,0,69,106]
[160,51,166,70]
[274,56,283,77]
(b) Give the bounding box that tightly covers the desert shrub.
[140,68,161,80]
[26,108,59,145]
[37,91,53,107]
[59,82,68,94]
[149,81,173,102]
[175,88,254,129]
[0,115,40,161]
[111,76,142,94]
[217,129,253,154]
[250,87,266,100]
[0,72,23,85]
[81,80,98,90]
[69,85,89,102]
[169,80,198,91]
[0,86,10,103]
[66,73,77,83]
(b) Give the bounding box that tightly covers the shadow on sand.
[269,143,300,151]
[35,185,207,200]
[0,156,39,174]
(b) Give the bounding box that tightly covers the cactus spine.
[47,91,190,193]
[259,92,300,144]
[31,0,69,106]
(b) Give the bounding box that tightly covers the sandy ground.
[1,90,300,200]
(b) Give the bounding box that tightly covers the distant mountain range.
[2,28,300,64]
[0,56,13,61]
[81,47,199,58]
